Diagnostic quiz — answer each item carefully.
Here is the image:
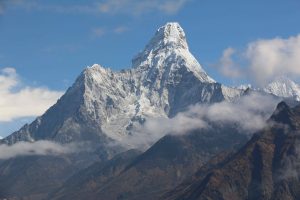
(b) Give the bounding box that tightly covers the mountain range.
[0,22,300,200]
[2,23,245,148]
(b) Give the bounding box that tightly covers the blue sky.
[1,0,300,137]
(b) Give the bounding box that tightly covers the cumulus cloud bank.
[0,67,63,122]
[120,92,279,150]
[0,141,84,159]
[217,34,300,86]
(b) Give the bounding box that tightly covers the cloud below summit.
[0,141,91,159]
[121,92,279,150]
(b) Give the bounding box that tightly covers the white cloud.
[217,47,243,79]
[0,0,28,15]
[2,0,189,16]
[246,35,300,85]
[0,5,4,15]
[1,0,95,14]
[0,141,90,159]
[98,0,189,15]
[92,27,106,38]
[91,26,130,38]
[217,34,300,86]
[119,92,279,150]
[114,26,129,34]
[278,140,300,180]
[0,67,63,122]
[121,112,208,150]
[203,92,277,131]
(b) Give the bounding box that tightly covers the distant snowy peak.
[235,84,252,90]
[263,77,300,101]
[233,77,300,101]
[132,22,215,83]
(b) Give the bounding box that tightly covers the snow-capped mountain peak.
[132,22,215,83]
[3,22,243,149]
[263,76,300,101]
[144,22,188,52]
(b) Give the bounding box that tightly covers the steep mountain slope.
[163,101,300,200]
[2,22,243,150]
[50,123,248,200]
[0,22,246,200]
[1,22,298,200]
[0,152,101,200]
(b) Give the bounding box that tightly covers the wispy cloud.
[0,67,63,122]
[118,92,279,150]
[92,27,107,38]
[0,4,4,15]
[277,140,300,181]
[98,0,190,15]
[0,141,91,159]
[91,26,129,38]
[0,0,27,15]
[216,34,300,86]
[216,47,243,79]
[114,26,129,34]
[0,0,96,15]
[2,0,189,16]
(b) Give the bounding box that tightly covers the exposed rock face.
[162,101,300,200]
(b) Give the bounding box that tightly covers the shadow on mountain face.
[162,102,300,200]
[49,122,248,200]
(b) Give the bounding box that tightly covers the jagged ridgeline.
[2,22,243,149]
[0,22,299,200]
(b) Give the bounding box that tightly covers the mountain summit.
[2,22,243,150]
[143,22,189,51]
[133,22,215,83]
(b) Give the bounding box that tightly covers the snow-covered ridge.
[143,22,188,52]
[234,77,300,101]
[3,22,244,149]
[133,22,215,83]
[263,76,300,101]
